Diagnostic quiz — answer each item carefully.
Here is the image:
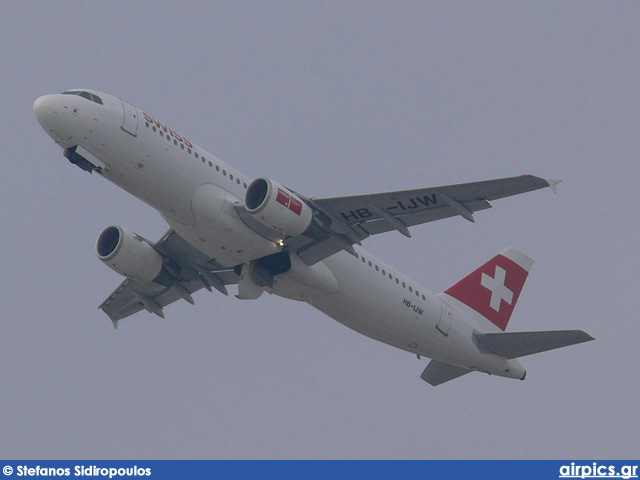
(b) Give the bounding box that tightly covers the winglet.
[100,305,120,329]
[546,178,562,194]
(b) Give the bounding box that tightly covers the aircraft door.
[437,300,452,336]
[120,100,138,137]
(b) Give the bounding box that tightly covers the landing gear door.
[437,300,452,336]
[121,100,138,137]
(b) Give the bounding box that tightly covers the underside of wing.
[313,174,552,231]
[99,230,238,327]
[288,175,555,265]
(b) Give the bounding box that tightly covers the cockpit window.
[61,90,103,105]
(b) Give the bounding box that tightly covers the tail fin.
[442,248,533,331]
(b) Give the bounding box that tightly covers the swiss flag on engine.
[444,249,533,331]
[276,188,291,208]
[276,188,302,216]
[288,196,303,215]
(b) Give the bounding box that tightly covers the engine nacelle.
[96,225,166,284]
[244,178,313,237]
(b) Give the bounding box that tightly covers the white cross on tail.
[481,265,513,312]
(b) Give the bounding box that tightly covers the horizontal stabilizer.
[420,360,471,386]
[475,330,594,359]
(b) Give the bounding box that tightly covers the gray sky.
[2,1,639,459]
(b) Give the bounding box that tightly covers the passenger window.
[402,282,406,288]
[174,139,178,145]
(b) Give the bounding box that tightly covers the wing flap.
[359,199,492,236]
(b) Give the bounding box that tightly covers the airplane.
[33,89,593,386]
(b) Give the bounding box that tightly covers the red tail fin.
[444,248,533,331]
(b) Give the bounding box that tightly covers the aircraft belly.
[309,251,514,373]
[165,183,282,267]
[271,254,339,301]
[313,251,445,356]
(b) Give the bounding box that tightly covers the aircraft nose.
[33,94,58,129]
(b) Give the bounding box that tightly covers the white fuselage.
[34,90,525,379]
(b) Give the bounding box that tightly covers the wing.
[98,230,238,328]
[288,175,558,265]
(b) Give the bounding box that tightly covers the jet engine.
[244,178,313,237]
[96,225,169,284]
